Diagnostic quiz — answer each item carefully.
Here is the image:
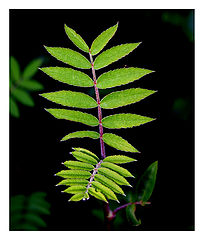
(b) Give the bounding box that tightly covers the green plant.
[40,23,157,228]
[10,56,44,118]
[10,192,51,230]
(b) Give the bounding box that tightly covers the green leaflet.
[103,133,138,152]
[100,88,156,109]
[72,151,98,165]
[88,187,108,203]
[10,97,19,118]
[91,181,119,202]
[94,43,141,70]
[102,113,155,129]
[56,179,89,186]
[101,162,134,177]
[64,161,94,171]
[68,193,87,202]
[40,67,94,87]
[11,88,34,107]
[10,56,20,82]
[41,91,97,109]
[61,131,100,141]
[103,155,137,164]
[97,68,153,89]
[94,174,125,195]
[19,80,44,91]
[44,46,91,69]
[64,24,89,53]
[63,185,86,194]
[22,58,43,80]
[45,109,98,127]
[126,204,141,226]
[91,23,118,55]
[98,167,131,186]
[56,170,91,179]
[73,147,99,161]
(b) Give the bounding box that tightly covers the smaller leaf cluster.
[56,148,137,203]
[10,57,44,118]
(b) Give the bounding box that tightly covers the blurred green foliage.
[172,98,191,120]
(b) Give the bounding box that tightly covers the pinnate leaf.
[94,43,141,70]
[56,170,91,179]
[44,46,91,69]
[97,68,153,89]
[101,162,134,177]
[10,97,19,118]
[61,131,100,142]
[57,179,89,186]
[63,185,86,194]
[40,67,94,87]
[64,24,89,52]
[11,88,34,107]
[72,151,98,165]
[91,23,118,55]
[103,133,138,152]
[88,187,108,203]
[64,161,94,171]
[19,80,44,91]
[45,108,98,127]
[22,58,43,79]
[102,113,155,129]
[103,155,137,164]
[101,88,156,109]
[41,91,97,109]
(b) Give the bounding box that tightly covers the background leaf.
[10,56,20,82]
[10,97,20,118]
[126,204,141,226]
[22,58,43,80]
[61,131,100,141]
[11,88,34,107]
[19,80,44,91]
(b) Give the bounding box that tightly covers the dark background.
[10,9,194,230]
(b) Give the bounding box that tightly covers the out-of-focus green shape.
[10,97,20,118]
[22,58,43,80]
[126,204,141,226]
[10,192,51,231]
[11,88,34,107]
[172,97,191,120]
[10,56,20,82]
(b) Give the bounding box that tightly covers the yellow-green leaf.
[56,178,89,186]
[103,155,137,164]
[73,148,99,161]
[64,161,94,171]
[72,151,98,165]
[88,187,108,203]
[68,193,85,202]
[61,131,100,142]
[63,185,86,194]
[101,162,134,177]
[56,170,91,179]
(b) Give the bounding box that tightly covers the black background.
[10,9,194,230]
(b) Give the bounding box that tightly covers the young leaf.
[10,97,20,118]
[64,161,94,171]
[94,43,141,69]
[63,185,86,194]
[91,23,118,56]
[103,133,139,152]
[98,167,130,186]
[11,88,34,107]
[102,113,155,129]
[19,80,44,91]
[10,56,20,82]
[40,67,94,87]
[88,187,108,203]
[73,148,99,161]
[41,91,97,109]
[64,24,89,53]
[100,88,156,109]
[97,68,153,89]
[101,162,134,177]
[94,174,125,195]
[57,178,89,186]
[56,170,91,179]
[72,151,98,165]
[61,131,100,142]
[91,181,119,202]
[103,155,137,164]
[22,58,43,80]
[45,109,98,127]
[44,46,91,69]
[68,193,85,202]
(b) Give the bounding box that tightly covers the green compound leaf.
[103,155,137,164]
[126,204,141,226]
[91,23,118,56]
[94,43,141,70]
[61,131,100,142]
[11,88,34,107]
[56,170,91,179]
[56,179,89,186]
[64,161,94,171]
[72,147,99,161]
[68,193,87,202]
[40,67,94,87]
[98,167,130,186]
[41,91,97,109]
[10,56,20,82]
[44,46,91,69]
[10,97,20,118]
[45,108,98,127]
[102,113,155,129]
[101,162,134,177]
[97,68,153,89]
[88,187,108,203]
[19,80,44,91]
[64,24,89,53]
[103,133,139,152]
[101,88,156,109]
[94,174,124,195]
[72,151,98,165]
[22,58,43,80]
[91,181,119,202]
[63,185,86,194]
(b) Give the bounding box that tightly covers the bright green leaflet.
[64,161,94,171]
[22,58,43,80]
[103,155,137,164]
[56,179,89,186]
[63,186,87,194]
[56,170,91,179]
[101,162,134,177]
[61,131,100,141]
[72,151,98,165]
[72,147,99,161]
[88,187,108,203]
